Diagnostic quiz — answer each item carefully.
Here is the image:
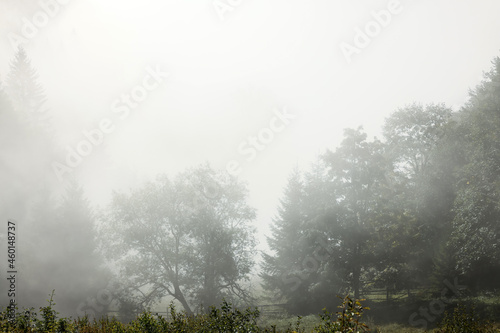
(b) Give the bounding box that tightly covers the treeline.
[261,57,500,314]
[1,46,500,320]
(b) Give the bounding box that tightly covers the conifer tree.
[6,46,49,128]
[22,180,110,318]
[261,168,320,313]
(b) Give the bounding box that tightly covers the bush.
[437,303,496,333]
[3,293,500,332]
[313,295,371,333]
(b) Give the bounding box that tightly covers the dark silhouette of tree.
[260,168,320,313]
[320,127,388,299]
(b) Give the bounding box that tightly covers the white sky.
[2,0,500,255]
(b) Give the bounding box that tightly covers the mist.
[1,0,500,329]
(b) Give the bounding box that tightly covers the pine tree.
[6,46,49,128]
[21,180,110,318]
[261,168,318,313]
[1,48,56,193]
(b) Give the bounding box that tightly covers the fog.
[1,0,500,326]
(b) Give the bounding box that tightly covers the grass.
[1,294,499,332]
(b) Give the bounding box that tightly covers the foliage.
[382,102,452,182]
[2,294,500,332]
[444,56,500,292]
[437,303,496,333]
[0,298,280,332]
[313,295,370,333]
[317,127,390,300]
[27,183,111,318]
[260,168,322,314]
[204,299,261,332]
[99,164,257,315]
[5,46,48,124]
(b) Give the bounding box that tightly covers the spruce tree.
[22,180,110,318]
[6,46,49,128]
[261,168,318,313]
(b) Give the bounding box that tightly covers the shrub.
[437,303,496,333]
[313,295,371,333]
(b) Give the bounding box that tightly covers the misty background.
[2,0,500,323]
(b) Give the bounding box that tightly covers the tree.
[261,168,318,313]
[382,103,456,289]
[100,165,256,314]
[0,52,60,311]
[0,49,56,202]
[184,166,256,311]
[320,127,389,299]
[449,56,500,291]
[383,103,454,218]
[383,103,452,182]
[19,180,110,318]
[5,46,48,126]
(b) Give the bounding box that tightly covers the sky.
[1,0,500,255]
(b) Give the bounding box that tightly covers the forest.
[1,43,500,332]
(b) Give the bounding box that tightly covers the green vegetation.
[436,303,497,333]
[261,55,500,316]
[2,296,499,332]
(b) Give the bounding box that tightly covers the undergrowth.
[1,293,499,332]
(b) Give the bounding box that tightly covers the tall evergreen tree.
[20,181,110,318]
[261,168,318,313]
[5,46,49,128]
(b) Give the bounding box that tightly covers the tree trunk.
[353,243,361,299]
[353,264,361,299]
[174,286,193,315]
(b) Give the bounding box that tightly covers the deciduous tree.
[100,165,256,314]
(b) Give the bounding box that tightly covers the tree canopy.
[100,164,257,314]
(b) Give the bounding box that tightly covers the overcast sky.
[2,0,500,254]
